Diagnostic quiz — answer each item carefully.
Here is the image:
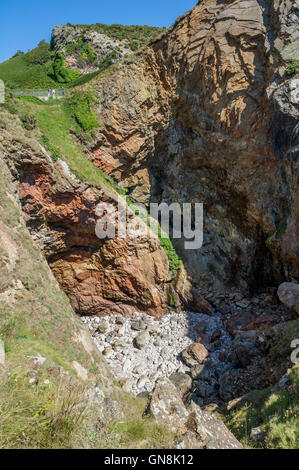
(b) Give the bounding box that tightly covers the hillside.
[0,0,299,451]
[0,23,166,89]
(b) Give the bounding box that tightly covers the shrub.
[47,53,81,83]
[11,50,24,58]
[41,134,61,162]
[20,113,37,130]
[64,90,99,132]
[285,61,299,76]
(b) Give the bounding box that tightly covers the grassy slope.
[0,105,176,449]
[0,42,56,89]
[223,364,299,449]
[0,24,166,90]
[12,94,125,193]
[222,320,299,449]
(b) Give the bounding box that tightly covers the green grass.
[0,42,56,89]
[0,368,87,449]
[127,201,182,272]
[285,61,299,76]
[0,42,81,89]
[64,90,99,132]
[224,365,299,449]
[12,96,125,193]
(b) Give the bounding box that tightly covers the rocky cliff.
[88,0,299,301]
[0,0,298,449]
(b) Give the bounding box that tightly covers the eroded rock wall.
[0,123,175,317]
[88,0,299,298]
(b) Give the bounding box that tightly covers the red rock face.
[6,145,173,317]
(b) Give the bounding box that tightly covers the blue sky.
[0,0,196,62]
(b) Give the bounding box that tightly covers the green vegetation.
[224,364,299,449]
[128,202,182,272]
[40,134,61,162]
[102,391,175,449]
[0,369,87,449]
[66,23,167,51]
[67,70,101,88]
[47,53,81,83]
[7,93,125,193]
[0,41,80,89]
[64,90,99,131]
[285,61,299,76]
[158,228,182,272]
[0,41,56,89]
[65,37,97,63]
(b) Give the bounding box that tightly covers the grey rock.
[131,319,147,331]
[169,372,192,397]
[278,282,299,316]
[135,330,150,349]
[250,427,263,441]
[150,378,189,432]
[196,379,215,398]
[189,402,243,449]
[97,321,109,334]
[229,341,259,368]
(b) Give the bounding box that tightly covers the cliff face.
[0,124,176,317]
[88,0,299,298]
[51,23,166,74]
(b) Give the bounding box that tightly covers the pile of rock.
[82,309,234,397]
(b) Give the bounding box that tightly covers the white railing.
[11,88,66,100]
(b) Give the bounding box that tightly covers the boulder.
[97,321,110,334]
[188,402,243,449]
[194,320,207,335]
[196,380,215,398]
[228,341,259,368]
[135,330,150,349]
[131,319,147,331]
[181,343,208,368]
[194,295,215,316]
[150,378,189,432]
[169,372,192,397]
[278,283,299,316]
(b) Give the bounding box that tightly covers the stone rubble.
[82,309,235,396]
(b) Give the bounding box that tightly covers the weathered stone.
[196,380,215,398]
[131,319,147,331]
[194,296,215,316]
[169,372,192,397]
[97,321,110,334]
[194,320,207,335]
[228,341,259,368]
[188,402,243,449]
[150,378,189,432]
[181,343,208,368]
[71,361,88,381]
[278,283,299,316]
[134,330,150,349]
[250,427,264,442]
[190,364,205,379]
